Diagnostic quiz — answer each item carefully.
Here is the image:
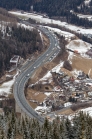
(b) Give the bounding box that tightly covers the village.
[0,45,92,121]
[26,46,92,121]
[28,68,92,115]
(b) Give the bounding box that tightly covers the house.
[88,92,92,97]
[64,102,72,107]
[10,55,21,67]
[59,94,66,100]
[77,72,86,80]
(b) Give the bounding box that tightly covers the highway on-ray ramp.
[13,22,60,124]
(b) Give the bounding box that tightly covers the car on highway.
[26,74,29,77]
[54,53,56,56]
[49,58,52,60]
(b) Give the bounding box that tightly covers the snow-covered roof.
[64,102,72,107]
[10,55,20,63]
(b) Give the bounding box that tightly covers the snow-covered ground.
[0,70,19,96]
[84,0,91,6]
[68,107,92,121]
[39,61,64,83]
[35,102,52,114]
[18,23,33,30]
[66,39,91,53]
[44,92,51,96]
[78,13,92,20]
[45,26,75,41]
[75,13,92,21]
[0,79,14,96]
[9,11,92,35]
[66,39,91,58]
[79,107,92,117]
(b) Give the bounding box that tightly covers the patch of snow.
[77,13,92,21]
[0,80,14,95]
[39,61,64,83]
[18,23,33,30]
[68,52,74,64]
[51,61,64,73]
[40,71,52,81]
[44,92,51,96]
[64,102,72,107]
[66,39,91,53]
[80,107,92,117]
[88,69,91,76]
[0,70,19,96]
[71,69,82,78]
[54,86,61,91]
[85,82,92,85]
[84,0,91,6]
[45,26,75,40]
[66,39,92,59]
[39,30,43,44]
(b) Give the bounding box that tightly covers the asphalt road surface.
[13,22,60,124]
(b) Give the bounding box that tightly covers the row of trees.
[0,111,92,138]
[67,13,92,28]
[0,24,43,76]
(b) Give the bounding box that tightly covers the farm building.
[10,55,21,67]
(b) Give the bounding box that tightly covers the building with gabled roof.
[10,55,21,67]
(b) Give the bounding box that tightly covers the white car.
[26,74,29,77]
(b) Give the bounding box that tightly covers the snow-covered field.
[0,79,14,96]
[66,39,92,77]
[0,71,19,96]
[66,39,91,54]
[45,26,75,41]
[9,11,92,35]
[77,13,92,21]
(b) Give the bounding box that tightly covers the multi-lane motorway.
[13,22,60,124]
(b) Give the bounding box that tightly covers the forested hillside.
[75,0,92,14]
[1,0,92,16]
[0,24,42,76]
[33,0,92,28]
[0,0,92,28]
[0,0,33,11]
[1,112,92,139]
[34,0,84,17]
[0,0,84,15]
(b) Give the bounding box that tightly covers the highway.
[13,22,60,124]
